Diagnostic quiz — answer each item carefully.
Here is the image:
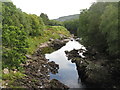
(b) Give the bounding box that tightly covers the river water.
[45,39,86,88]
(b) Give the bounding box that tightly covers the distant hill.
[54,14,79,22]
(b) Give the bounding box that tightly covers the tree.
[64,19,79,36]
[77,3,109,53]
[100,4,119,57]
[49,20,63,26]
[40,13,49,25]
[28,14,44,36]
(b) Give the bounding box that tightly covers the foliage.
[76,2,120,88]
[3,71,26,80]
[63,19,79,35]
[40,47,55,55]
[2,25,28,69]
[78,3,108,53]
[27,26,70,54]
[2,2,70,70]
[100,4,119,56]
[48,20,63,26]
[2,2,45,36]
[55,14,79,22]
[1,2,71,88]
[28,14,44,36]
[77,2,119,57]
[40,13,64,26]
[3,71,26,88]
[40,13,49,25]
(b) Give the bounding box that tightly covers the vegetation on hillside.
[27,26,70,54]
[63,19,79,35]
[55,14,79,22]
[40,13,63,26]
[78,2,119,57]
[62,2,119,58]
[77,3,120,87]
[2,2,70,69]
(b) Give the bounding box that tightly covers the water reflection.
[45,39,85,88]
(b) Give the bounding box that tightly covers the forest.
[1,1,120,89]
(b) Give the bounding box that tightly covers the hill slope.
[54,14,79,22]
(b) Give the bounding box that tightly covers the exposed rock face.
[48,61,59,74]
[49,79,69,89]
[65,48,115,88]
[49,39,69,50]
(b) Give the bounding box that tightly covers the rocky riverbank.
[65,47,120,89]
[12,38,71,89]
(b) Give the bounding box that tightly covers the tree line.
[63,2,119,58]
[78,2,119,58]
[2,2,63,69]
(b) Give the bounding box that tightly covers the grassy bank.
[27,26,70,54]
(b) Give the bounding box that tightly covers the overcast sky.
[11,0,96,19]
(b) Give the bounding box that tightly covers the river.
[45,39,86,88]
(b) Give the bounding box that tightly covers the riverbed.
[45,39,86,88]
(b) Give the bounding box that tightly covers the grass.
[27,26,70,54]
[2,71,26,88]
[3,72,26,80]
[40,47,55,54]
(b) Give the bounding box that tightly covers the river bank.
[3,36,119,89]
[65,47,120,89]
[2,36,72,88]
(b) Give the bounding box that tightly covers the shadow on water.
[45,39,86,88]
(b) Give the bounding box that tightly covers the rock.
[65,49,81,61]
[49,79,69,89]
[48,61,59,74]
[75,38,80,41]
[59,34,65,38]
[13,69,17,73]
[49,38,54,41]
[63,39,70,42]
[65,47,116,88]
[39,43,49,48]
[25,55,32,59]
[49,39,69,50]
[3,68,9,74]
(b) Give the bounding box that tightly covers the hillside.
[2,2,71,88]
[54,14,79,22]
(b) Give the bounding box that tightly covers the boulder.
[25,55,33,59]
[3,68,9,74]
[49,79,69,89]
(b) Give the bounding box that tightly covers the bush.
[2,25,28,69]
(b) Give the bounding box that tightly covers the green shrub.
[2,25,28,69]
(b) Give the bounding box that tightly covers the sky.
[11,0,96,19]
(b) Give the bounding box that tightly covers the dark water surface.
[45,39,86,88]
